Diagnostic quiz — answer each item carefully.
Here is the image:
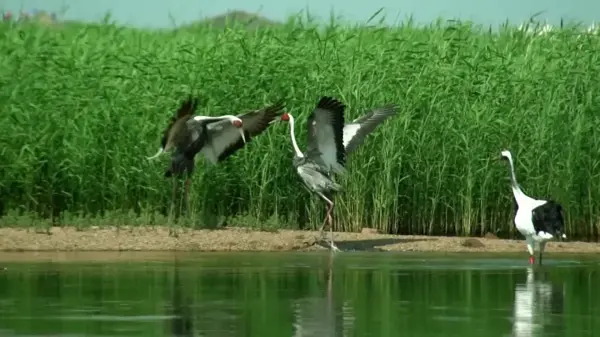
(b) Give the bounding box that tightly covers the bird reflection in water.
[169,259,194,337]
[512,267,565,337]
[292,253,355,337]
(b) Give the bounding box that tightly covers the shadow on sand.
[316,237,435,252]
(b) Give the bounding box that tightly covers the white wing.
[200,120,245,164]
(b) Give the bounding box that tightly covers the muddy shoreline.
[0,227,598,257]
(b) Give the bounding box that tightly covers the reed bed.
[1,18,599,240]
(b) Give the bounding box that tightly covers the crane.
[500,149,567,265]
[147,96,285,204]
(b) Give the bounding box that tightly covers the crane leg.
[183,177,192,211]
[315,192,340,252]
[538,241,547,266]
[169,179,179,237]
[171,179,179,208]
[327,207,340,253]
[317,204,331,238]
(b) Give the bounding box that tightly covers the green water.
[0,252,598,337]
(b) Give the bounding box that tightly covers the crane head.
[229,117,246,143]
[499,149,512,162]
[231,118,243,128]
[269,112,291,124]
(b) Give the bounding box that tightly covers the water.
[0,252,598,337]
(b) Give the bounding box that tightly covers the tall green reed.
[1,18,599,239]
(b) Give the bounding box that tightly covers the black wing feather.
[306,96,346,169]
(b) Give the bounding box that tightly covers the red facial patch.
[281,112,290,121]
[232,119,243,128]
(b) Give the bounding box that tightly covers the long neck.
[288,114,304,158]
[505,156,526,202]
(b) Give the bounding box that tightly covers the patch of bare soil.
[0,227,598,260]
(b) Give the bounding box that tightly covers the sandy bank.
[0,227,598,256]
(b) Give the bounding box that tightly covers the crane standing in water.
[500,149,567,265]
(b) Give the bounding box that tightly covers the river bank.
[0,226,598,255]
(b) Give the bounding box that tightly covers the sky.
[1,0,599,29]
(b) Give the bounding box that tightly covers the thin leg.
[172,179,179,207]
[526,236,535,265]
[538,241,547,266]
[183,177,192,210]
[328,210,340,252]
[171,179,176,201]
[318,204,332,238]
[169,179,179,237]
[314,192,341,252]
[327,252,333,311]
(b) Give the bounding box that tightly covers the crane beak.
[146,147,164,160]
[239,129,247,144]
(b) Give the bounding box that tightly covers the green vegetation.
[1,16,599,239]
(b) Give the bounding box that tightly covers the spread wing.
[200,100,285,164]
[305,96,347,175]
[161,96,199,150]
[180,118,208,159]
[343,104,398,155]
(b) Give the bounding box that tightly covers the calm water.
[0,252,598,337]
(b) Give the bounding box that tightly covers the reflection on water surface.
[0,252,597,337]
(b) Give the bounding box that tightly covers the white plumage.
[500,149,567,265]
[512,267,564,337]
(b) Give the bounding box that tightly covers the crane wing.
[200,101,285,164]
[343,104,398,155]
[162,97,199,151]
[147,96,199,160]
[296,161,342,194]
[180,118,208,159]
[305,96,347,174]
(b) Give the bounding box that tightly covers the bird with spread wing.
[147,96,285,205]
[271,97,398,251]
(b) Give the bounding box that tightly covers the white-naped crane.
[500,149,567,265]
[273,97,398,252]
[274,96,346,251]
[147,96,285,203]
